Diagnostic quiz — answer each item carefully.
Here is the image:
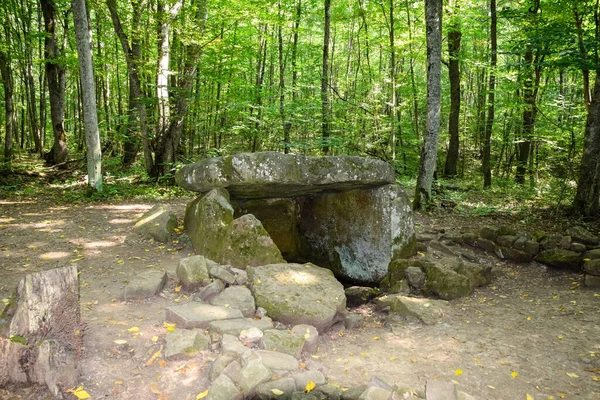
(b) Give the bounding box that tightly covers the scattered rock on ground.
[165,303,244,329]
[133,204,177,243]
[260,329,305,358]
[210,286,256,317]
[535,248,582,271]
[164,329,210,360]
[123,269,168,301]
[177,255,209,290]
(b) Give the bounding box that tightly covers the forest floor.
[0,194,599,400]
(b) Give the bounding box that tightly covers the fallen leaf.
[566,372,579,378]
[145,346,163,367]
[511,371,519,378]
[451,380,460,385]
[67,386,91,399]
[196,389,209,399]
[174,286,182,293]
[526,394,534,400]
[305,381,316,393]
[159,359,167,368]
[390,356,398,361]
[114,339,127,345]
[150,383,163,395]
[455,369,463,376]
[127,326,139,332]
[152,336,159,343]
[558,335,564,340]
[371,336,380,340]
[114,381,123,385]
[487,385,495,389]
[271,389,284,396]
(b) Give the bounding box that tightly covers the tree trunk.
[482,0,497,188]
[443,0,461,177]
[573,7,591,111]
[40,0,67,166]
[72,0,102,192]
[388,0,397,162]
[321,0,331,154]
[414,0,442,210]
[0,50,16,164]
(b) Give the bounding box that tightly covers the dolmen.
[176,152,416,284]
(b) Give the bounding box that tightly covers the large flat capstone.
[175,152,395,198]
[247,263,346,333]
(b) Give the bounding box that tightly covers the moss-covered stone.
[226,214,285,268]
[535,248,582,271]
[422,263,474,300]
[260,329,305,358]
[133,204,177,243]
[176,255,209,290]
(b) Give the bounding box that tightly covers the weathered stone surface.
[228,214,285,268]
[222,334,251,359]
[314,384,343,400]
[567,225,599,246]
[584,248,600,260]
[165,303,243,329]
[422,263,474,300]
[428,240,457,256]
[177,255,209,290]
[248,263,346,333]
[344,313,365,329]
[164,329,210,360]
[479,227,497,241]
[0,338,27,385]
[299,184,416,283]
[524,240,540,255]
[291,370,326,390]
[210,286,256,318]
[254,350,299,371]
[476,238,502,258]
[535,249,582,271]
[496,235,516,248]
[123,269,168,301]
[209,317,273,336]
[176,152,395,198]
[497,226,517,236]
[31,339,79,398]
[558,236,572,249]
[342,385,368,400]
[292,324,319,354]
[345,286,381,306]
[255,377,297,400]
[133,204,177,243]
[380,259,432,292]
[378,295,449,325]
[239,353,273,394]
[185,189,234,261]
[447,259,492,287]
[240,327,264,344]
[209,263,237,285]
[425,380,457,400]
[513,236,527,250]
[571,242,587,253]
[405,266,427,289]
[388,279,410,295]
[231,268,249,285]
[221,360,243,385]
[260,329,305,358]
[234,198,300,260]
[461,232,478,245]
[209,355,235,382]
[584,259,600,276]
[358,387,392,400]
[207,373,243,400]
[584,274,600,288]
[540,235,563,251]
[194,279,225,302]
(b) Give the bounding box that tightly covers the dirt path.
[0,199,599,400]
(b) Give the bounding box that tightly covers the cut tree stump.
[0,265,82,398]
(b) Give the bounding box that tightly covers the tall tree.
[321,0,331,154]
[443,0,461,177]
[40,0,68,165]
[0,49,16,164]
[482,0,497,188]
[414,0,442,209]
[72,0,102,191]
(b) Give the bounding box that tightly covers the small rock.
[133,204,177,243]
[496,235,516,248]
[570,242,587,253]
[558,236,572,250]
[292,324,319,354]
[358,387,392,400]
[535,248,582,271]
[476,238,502,258]
[502,247,533,263]
[461,232,478,245]
[193,280,225,302]
[291,370,326,391]
[209,355,235,382]
[255,377,296,400]
[342,385,368,400]
[210,286,256,318]
[254,350,299,371]
[384,295,449,325]
[164,329,210,360]
[584,274,600,288]
[368,376,393,391]
[497,226,517,236]
[314,385,342,400]
[405,267,426,289]
[206,373,242,400]
[231,267,248,285]
[209,317,273,336]
[209,263,237,285]
[523,240,540,256]
[584,259,600,276]
[177,255,209,290]
[584,248,600,260]
[240,327,264,344]
[239,353,273,394]
[123,270,167,301]
[165,303,243,329]
[513,236,527,250]
[425,380,457,400]
[567,225,599,246]
[422,263,474,300]
[345,286,381,307]
[222,334,252,359]
[428,240,457,256]
[256,307,269,318]
[479,227,497,241]
[260,329,305,358]
[457,391,476,400]
[221,360,243,385]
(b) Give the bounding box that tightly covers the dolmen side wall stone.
[176,152,416,283]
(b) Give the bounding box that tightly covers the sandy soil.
[0,198,598,400]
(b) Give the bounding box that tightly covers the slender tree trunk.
[482,0,497,188]
[278,1,291,154]
[40,0,67,166]
[388,0,397,162]
[406,0,420,141]
[414,0,442,210]
[72,0,102,192]
[573,7,591,111]
[443,0,461,177]
[0,50,16,164]
[321,0,331,154]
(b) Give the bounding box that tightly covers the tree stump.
[0,265,82,398]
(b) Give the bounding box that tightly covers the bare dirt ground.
[0,198,599,400]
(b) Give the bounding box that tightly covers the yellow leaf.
[196,389,209,399]
[114,339,127,345]
[511,371,519,378]
[526,394,534,400]
[117,259,124,264]
[305,381,316,393]
[451,380,460,385]
[174,286,182,293]
[370,336,379,340]
[487,385,495,389]
[455,369,463,376]
[592,375,600,381]
[67,387,91,400]
[304,333,310,339]
[390,356,398,361]
[149,383,163,395]
[566,372,579,378]
[473,358,480,363]
[127,326,139,332]
[114,381,123,385]
[527,316,532,321]
[271,389,284,396]
[409,358,418,363]
[152,336,159,343]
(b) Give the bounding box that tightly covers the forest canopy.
[0,0,599,214]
